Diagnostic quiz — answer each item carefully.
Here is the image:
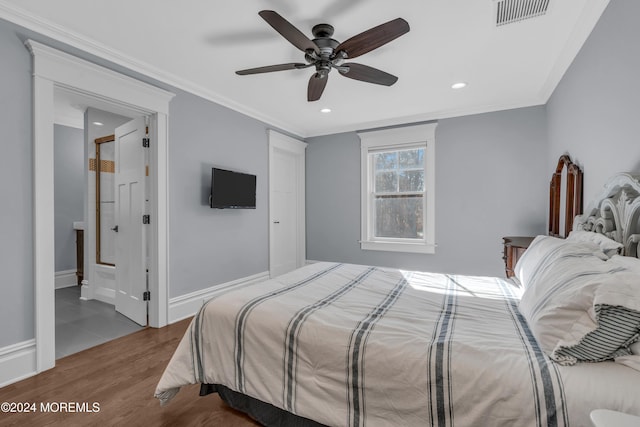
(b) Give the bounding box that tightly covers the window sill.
[360,240,435,254]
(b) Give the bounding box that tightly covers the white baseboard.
[0,339,37,388]
[93,286,116,305]
[168,271,269,324]
[55,269,77,289]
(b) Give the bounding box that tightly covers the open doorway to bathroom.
[53,98,143,359]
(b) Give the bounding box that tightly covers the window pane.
[375,171,397,192]
[399,170,424,192]
[374,152,397,170]
[374,195,424,238]
[398,149,424,168]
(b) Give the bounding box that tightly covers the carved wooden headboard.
[573,173,640,258]
[549,155,583,238]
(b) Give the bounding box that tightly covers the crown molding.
[0,0,305,137]
[306,97,545,138]
[0,0,608,139]
[537,0,610,102]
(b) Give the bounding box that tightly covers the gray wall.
[168,90,269,298]
[547,0,640,202]
[54,124,84,272]
[306,106,548,277]
[0,20,34,347]
[0,17,273,347]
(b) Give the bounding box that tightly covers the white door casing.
[114,118,147,326]
[27,40,174,372]
[268,130,307,278]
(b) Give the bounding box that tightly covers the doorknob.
[111,225,119,232]
[273,221,280,224]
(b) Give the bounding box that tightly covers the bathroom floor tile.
[55,288,144,359]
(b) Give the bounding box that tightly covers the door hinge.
[142,137,150,148]
[143,290,151,301]
[143,214,150,224]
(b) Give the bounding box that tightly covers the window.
[359,123,437,254]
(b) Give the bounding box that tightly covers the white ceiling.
[0,0,609,137]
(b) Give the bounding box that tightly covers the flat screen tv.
[210,167,256,209]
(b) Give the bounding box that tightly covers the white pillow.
[615,354,640,372]
[519,253,613,351]
[518,250,640,365]
[566,230,623,257]
[514,235,607,290]
[608,254,640,274]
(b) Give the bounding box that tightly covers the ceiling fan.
[235,10,410,102]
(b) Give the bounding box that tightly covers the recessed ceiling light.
[451,82,467,90]
[92,121,104,126]
[320,108,331,113]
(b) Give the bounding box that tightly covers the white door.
[114,117,147,326]
[269,130,307,277]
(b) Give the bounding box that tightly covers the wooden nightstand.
[502,236,535,278]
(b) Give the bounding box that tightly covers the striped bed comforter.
[155,262,640,426]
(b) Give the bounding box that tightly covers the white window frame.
[359,123,437,254]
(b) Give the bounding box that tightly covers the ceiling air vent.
[495,0,550,26]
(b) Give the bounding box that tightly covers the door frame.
[268,130,307,277]
[27,40,175,372]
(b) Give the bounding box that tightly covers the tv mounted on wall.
[209,167,257,209]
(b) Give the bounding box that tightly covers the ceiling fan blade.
[338,63,398,86]
[308,73,328,102]
[236,63,309,75]
[259,10,320,54]
[336,18,409,59]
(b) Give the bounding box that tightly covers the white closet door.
[269,130,307,278]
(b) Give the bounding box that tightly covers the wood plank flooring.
[0,318,260,426]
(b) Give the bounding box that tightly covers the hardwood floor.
[0,318,260,426]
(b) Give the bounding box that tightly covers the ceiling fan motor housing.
[308,24,345,75]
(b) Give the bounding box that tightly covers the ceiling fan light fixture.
[451,82,467,89]
[320,108,332,113]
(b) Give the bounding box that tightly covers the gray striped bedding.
[155,262,640,426]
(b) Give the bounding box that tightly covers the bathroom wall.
[53,124,84,286]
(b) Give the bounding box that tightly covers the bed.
[155,172,640,426]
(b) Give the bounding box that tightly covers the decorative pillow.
[566,230,624,257]
[552,301,640,365]
[518,248,640,365]
[514,235,607,291]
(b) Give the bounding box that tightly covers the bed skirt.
[201,384,327,427]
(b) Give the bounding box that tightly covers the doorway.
[53,111,146,359]
[29,39,174,372]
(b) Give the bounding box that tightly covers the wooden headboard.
[549,155,583,238]
[573,173,640,258]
